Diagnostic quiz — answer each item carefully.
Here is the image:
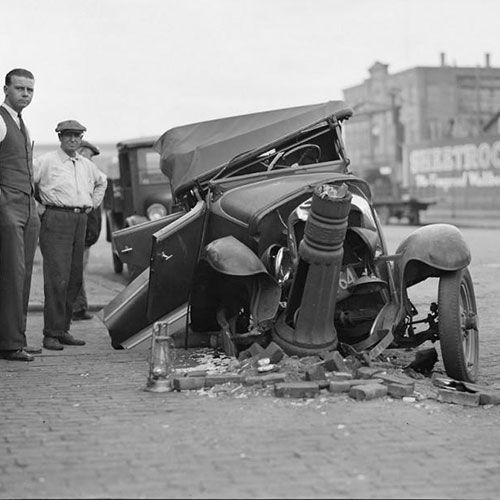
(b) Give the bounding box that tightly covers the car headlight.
[261,245,293,285]
[146,203,168,220]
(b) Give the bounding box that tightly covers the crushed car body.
[103,101,479,383]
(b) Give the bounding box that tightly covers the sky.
[2,0,499,144]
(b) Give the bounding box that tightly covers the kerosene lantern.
[144,321,176,393]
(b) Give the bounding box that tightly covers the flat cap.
[79,140,100,156]
[55,119,87,133]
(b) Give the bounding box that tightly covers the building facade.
[342,54,500,214]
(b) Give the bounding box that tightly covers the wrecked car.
[103,101,479,383]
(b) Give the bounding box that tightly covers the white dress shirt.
[33,148,107,209]
[0,102,31,143]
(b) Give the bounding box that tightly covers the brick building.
[342,54,500,215]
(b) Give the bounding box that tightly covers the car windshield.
[137,148,166,185]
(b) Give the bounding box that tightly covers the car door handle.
[161,251,173,261]
[121,246,133,254]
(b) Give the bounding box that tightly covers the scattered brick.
[238,342,265,361]
[319,351,337,372]
[317,380,330,390]
[244,374,286,386]
[355,366,385,379]
[320,350,349,372]
[186,370,208,377]
[244,376,263,386]
[248,343,265,357]
[328,381,351,393]
[260,373,287,386]
[349,383,388,401]
[348,378,383,387]
[172,377,206,391]
[330,371,353,381]
[378,373,415,388]
[204,374,243,387]
[305,364,326,381]
[274,382,320,398]
[260,341,285,364]
[238,350,252,361]
[386,383,414,398]
[438,389,480,406]
[479,391,500,405]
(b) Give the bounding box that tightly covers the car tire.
[438,268,479,382]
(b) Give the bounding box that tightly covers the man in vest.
[0,68,41,362]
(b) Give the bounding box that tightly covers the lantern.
[144,321,176,393]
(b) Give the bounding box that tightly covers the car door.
[112,212,185,270]
[147,200,207,322]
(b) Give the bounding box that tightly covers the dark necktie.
[18,113,28,145]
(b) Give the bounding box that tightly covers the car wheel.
[438,268,479,382]
[113,251,123,274]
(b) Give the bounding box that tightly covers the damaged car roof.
[154,101,350,195]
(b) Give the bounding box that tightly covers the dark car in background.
[104,101,479,382]
[103,136,173,277]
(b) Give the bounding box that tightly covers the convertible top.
[154,101,350,195]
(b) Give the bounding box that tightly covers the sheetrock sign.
[408,136,500,191]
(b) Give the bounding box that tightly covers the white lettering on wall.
[409,140,500,174]
[414,170,500,191]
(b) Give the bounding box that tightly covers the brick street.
[1,223,500,499]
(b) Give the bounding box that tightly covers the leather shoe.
[43,337,64,351]
[72,310,93,321]
[0,349,34,361]
[25,345,42,354]
[59,332,85,346]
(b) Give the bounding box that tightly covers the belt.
[45,205,89,214]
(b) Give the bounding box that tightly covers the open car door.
[112,212,185,271]
[147,200,207,321]
[104,201,207,348]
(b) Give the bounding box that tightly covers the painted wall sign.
[408,136,500,192]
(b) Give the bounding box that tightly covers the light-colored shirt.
[0,102,31,143]
[33,148,107,209]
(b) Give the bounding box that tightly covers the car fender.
[202,236,281,322]
[395,223,471,288]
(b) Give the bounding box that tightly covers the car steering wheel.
[267,143,322,171]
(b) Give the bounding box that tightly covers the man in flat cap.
[33,120,107,351]
[72,140,103,321]
[0,68,41,362]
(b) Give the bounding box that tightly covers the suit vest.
[0,106,34,195]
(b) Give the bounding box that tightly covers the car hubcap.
[460,282,478,373]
